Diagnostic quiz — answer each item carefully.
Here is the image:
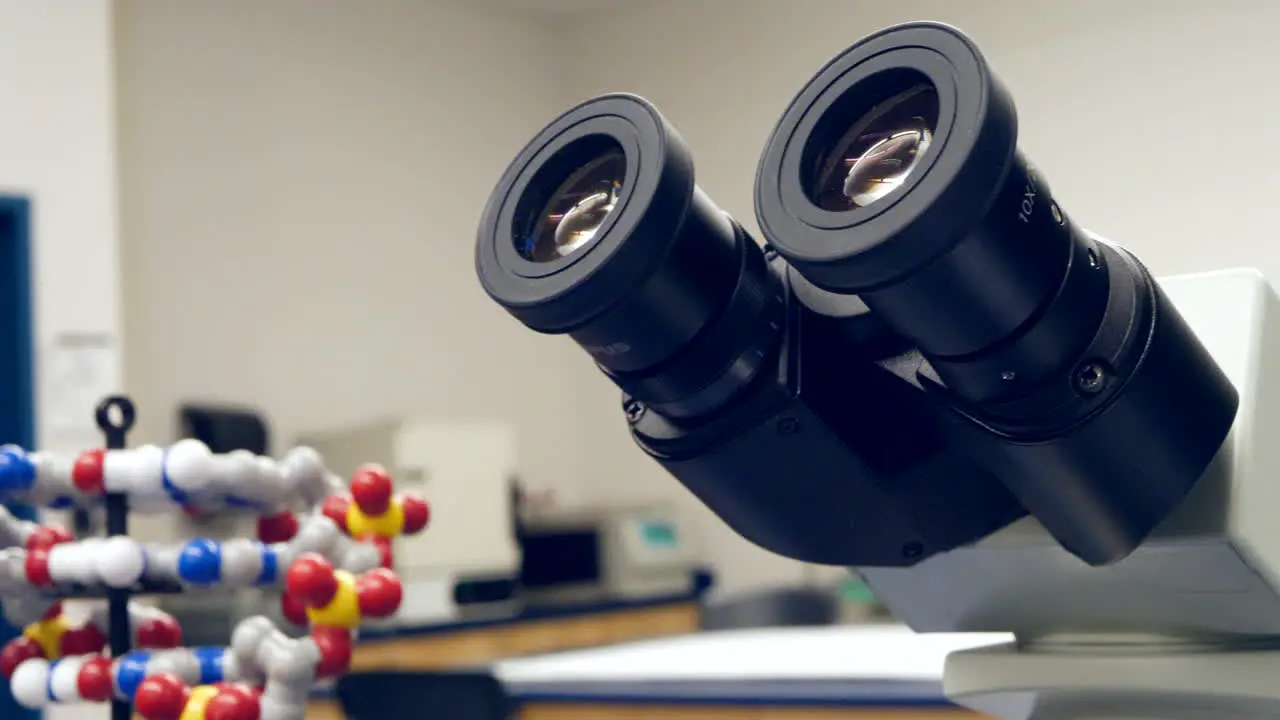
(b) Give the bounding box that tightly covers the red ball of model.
[280,591,308,627]
[285,553,338,608]
[0,638,43,679]
[76,656,114,702]
[356,567,403,618]
[320,494,351,531]
[136,616,183,649]
[23,548,51,587]
[311,627,353,678]
[134,672,190,720]
[71,448,106,494]
[256,512,299,544]
[350,464,393,515]
[401,494,430,534]
[25,524,74,551]
[205,684,261,720]
[60,624,108,656]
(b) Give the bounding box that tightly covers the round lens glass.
[809,83,939,212]
[517,148,626,263]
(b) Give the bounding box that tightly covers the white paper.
[44,333,119,437]
[493,625,1013,682]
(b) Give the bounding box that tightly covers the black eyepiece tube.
[754,24,1109,401]
[754,21,1238,564]
[476,94,783,420]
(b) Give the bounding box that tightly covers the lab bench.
[307,588,706,718]
[323,623,998,719]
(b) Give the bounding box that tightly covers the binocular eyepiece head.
[474,22,1238,569]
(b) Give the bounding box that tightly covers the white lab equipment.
[519,502,696,602]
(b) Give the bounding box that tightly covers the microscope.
[474,21,1280,720]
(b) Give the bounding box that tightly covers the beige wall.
[550,0,1280,595]
[115,0,600,506]
[0,0,121,456]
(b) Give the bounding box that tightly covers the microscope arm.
[858,268,1280,720]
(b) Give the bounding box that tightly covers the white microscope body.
[861,267,1280,719]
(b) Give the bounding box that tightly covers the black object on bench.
[337,671,513,719]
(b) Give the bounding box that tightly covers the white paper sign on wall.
[45,332,119,438]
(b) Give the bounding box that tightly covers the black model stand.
[95,395,136,720]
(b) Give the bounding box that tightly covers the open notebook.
[492,624,1013,705]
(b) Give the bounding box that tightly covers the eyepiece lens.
[809,83,939,212]
[516,144,626,263]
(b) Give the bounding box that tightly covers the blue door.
[0,196,40,719]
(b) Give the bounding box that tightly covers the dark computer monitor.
[179,404,269,455]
